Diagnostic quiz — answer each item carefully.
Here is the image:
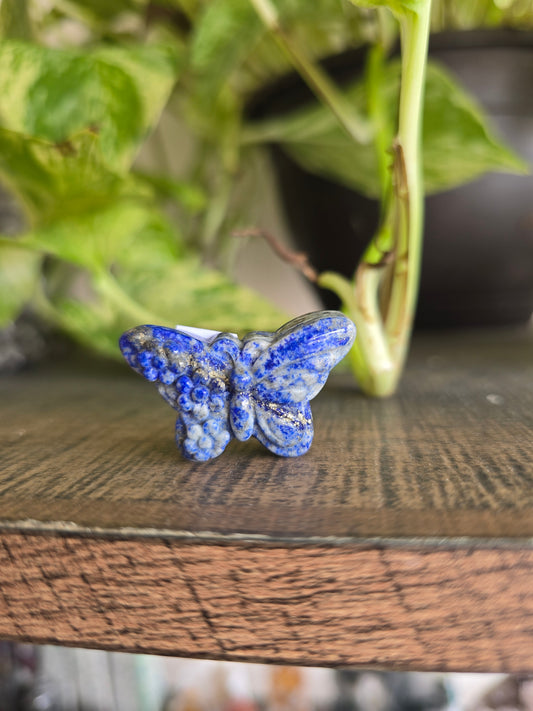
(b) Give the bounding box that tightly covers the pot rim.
[429,27,533,52]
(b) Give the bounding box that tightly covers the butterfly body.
[119,311,355,461]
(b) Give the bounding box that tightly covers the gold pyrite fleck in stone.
[119,311,355,461]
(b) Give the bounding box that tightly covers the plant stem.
[319,268,396,395]
[248,0,431,397]
[324,2,431,397]
[247,0,372,145]
[384,5,431,375]
[365,43,391,202]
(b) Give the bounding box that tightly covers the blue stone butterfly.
[119,310,355,462]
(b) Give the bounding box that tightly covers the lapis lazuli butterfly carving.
[119,311,355,462]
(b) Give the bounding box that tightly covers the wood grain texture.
[0,532,532,672]
[0,328,532,670]
[1,329,532,539]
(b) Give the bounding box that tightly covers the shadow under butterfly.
[119,311,355,462]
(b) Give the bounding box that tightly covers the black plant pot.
[249,31,533,328]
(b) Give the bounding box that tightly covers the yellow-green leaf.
[0,40,181,172]
[248,58,528,197]
[0,128,129,224]
[0,245,40,325]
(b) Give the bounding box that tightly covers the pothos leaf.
[18,201,285,357]
[0,40,181,172]
[48,258,288,360]
[134,172,208,213]
[0,128,135,224]
[248,58,528,197]
[57,0,142,23]
[346,0,428,16]
[422,60,529,191]
[123,255,288,335]
[19,201,173,272]
[0,0,33,40]
[0,245,41,326]
[190,0,263,97]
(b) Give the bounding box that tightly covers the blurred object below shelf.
[2,644,533,711]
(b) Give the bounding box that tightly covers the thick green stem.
[365,44,391,202]
[319,269,396,396]
[384,6,431,374]
[247,0,431,397]
[336,2,431,397]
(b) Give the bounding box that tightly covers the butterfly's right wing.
[252,398,314,457]
[119,326,239,461]
[249,311,355,456]
[251,311,355,405]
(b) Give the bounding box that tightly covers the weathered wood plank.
[0,532,531,672]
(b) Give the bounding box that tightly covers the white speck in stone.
[172,354,188,370]
[216,430,230,446]
[188,424,203,439]
[486,393,504,406]
[193,403,209,422]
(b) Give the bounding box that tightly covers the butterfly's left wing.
[119,325,238,461]
[249,311,355,456]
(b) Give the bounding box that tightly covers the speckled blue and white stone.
[119,311,355,462]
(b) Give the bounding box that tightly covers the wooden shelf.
[1,328,532,672]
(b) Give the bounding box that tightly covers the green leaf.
[244,76,382,197]
[58,0,143,23]
[22,201,284,357]
[422,61,529,191]
[124,255,287,334]
[0,40,181,172]
[346,0,428,16]
[276,0,351,20]
[19,201,178,272]
[135,172,208,212]
[0,128,131,224]
[47,258,287,359]
[0,0,33,40]
[0,245,41,325]
[190,0,263,96]
[95,43,182,135]
[247,58,528,197]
